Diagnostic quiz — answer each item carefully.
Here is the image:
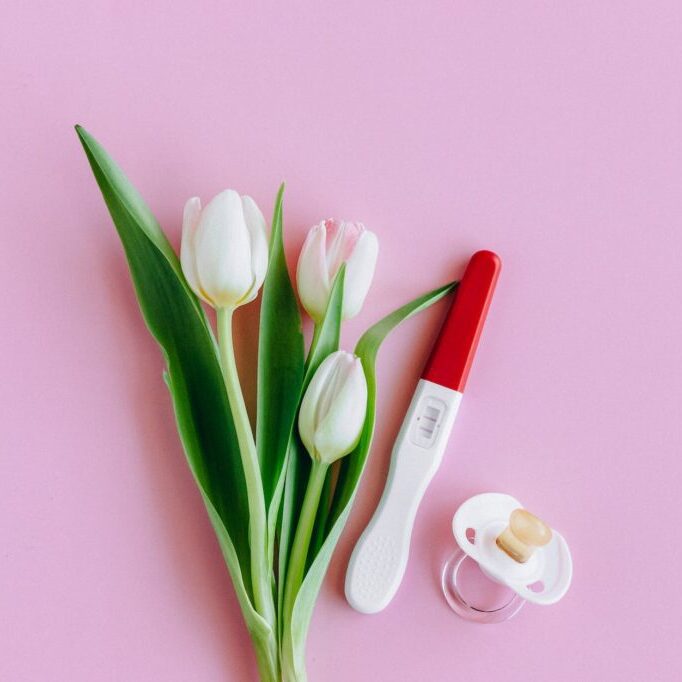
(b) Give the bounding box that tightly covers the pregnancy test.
[345,250,501,614]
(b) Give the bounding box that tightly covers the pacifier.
[441,493,572,623]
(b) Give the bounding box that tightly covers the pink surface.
[2,2,681,680]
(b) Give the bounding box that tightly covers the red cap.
[422,250,501,392]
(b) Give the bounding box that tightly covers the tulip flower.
[181,188,273,629]
[283,350,368,648]
[296,219,378,323]
[181,189,269,310]
[298,350,368,465]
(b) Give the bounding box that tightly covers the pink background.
[2,2,681,680]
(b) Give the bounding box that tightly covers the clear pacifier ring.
[441,547,525,623]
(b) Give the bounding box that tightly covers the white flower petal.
[180,197,208,301]
[313,356,367,463]
[298,351,342,458]
[194,189,253,308]
[343,229,378,319]
[326,220,361,277]
[298,351,367,464]
[240,195,269,302]
[296,223,331,322]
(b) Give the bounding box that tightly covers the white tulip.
[296,219,378,322]
[181,189,268,309]
[298,350,368,465]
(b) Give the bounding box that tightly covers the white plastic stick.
[344,250,501,614]
[345,379,462,614]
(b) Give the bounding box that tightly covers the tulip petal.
[343,228,378,319]
[325,219,358,277]
[298,350,363,463]
[313,352,350,427]
[298,351,342,459]
[313,355,367,463]
[180,197,210,303]
[240,195,269,303]
[296,222,331,322]
[194,189,253,309]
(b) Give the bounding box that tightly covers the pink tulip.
[296,219,378,322]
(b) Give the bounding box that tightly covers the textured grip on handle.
[345,484,420,614]
[345,380,461,613]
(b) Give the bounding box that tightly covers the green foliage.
[77,123,457,681]
[75,125,264,634]
[277,268,345,632]
[257,185,306,583]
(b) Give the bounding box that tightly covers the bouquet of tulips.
[76,126,454,681]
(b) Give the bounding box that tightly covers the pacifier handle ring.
[441,547,526,623]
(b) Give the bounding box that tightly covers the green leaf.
[276,267,345,633]
[303,265,345,380]
[283,280,457,679]
[257,184,305,571]
[75,126,262,628]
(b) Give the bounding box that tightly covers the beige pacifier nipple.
[496,508,552,563]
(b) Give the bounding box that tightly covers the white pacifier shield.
[453,493,572,605]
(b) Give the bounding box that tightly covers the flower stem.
[252,630,280,682]
[282,460,329,655]
[216,308,277,639]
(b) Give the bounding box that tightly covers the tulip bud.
[180,189,268,309]
[296,219,378,322]
[298,350,368,465]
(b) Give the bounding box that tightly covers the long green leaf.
[257,184,305,574]
[75,126,262,627]
[284,281,457,679]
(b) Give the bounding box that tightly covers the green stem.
[276,321,323,619]
[281,460,329,669]
[252,629,280,682]
[309,461,334,557]
[216,308,277,641]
